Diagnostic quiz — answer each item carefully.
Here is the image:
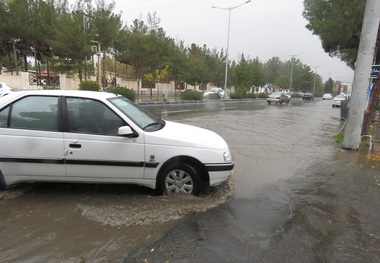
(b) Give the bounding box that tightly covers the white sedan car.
[332,94,348,107]
[0,90,234,195]
[322,93,333,100]
[203,87,225,99]
[0,82,14,97]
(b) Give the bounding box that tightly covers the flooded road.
[1,98,379,262]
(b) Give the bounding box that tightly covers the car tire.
[279,100,283,105]
[156,162,201,196]
[267,101,271,105]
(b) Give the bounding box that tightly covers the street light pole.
[312,64,323,95]
[284,52,305,92]
[212,0,251,99]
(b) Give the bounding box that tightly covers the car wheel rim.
[165,169,193,194]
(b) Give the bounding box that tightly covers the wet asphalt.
[131,99,380,263]
[0,98,379,263]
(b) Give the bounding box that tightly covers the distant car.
[203,87,225,99]
[302,92,314,101]
[322,93,333,100]
[267,91,290,105]
[0,82,14,97]
[332,94,348,107]
[0,90,234,195]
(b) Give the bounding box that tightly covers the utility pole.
[343,0,380,150]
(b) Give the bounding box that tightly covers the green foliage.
[256,93,268,99]
[0,1,331,92]
[335,132,344,144]
[291,92,303,98]
[235,85,249,97]
[207,93,221,100]
[246,93,256,99]
[303,0,367,68]
[79,80,101,91]
[229,92,245,99]
[181,90,203,101]
[106,86,136,101]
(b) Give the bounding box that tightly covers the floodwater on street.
[1,98,378,262]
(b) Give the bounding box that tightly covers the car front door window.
[66,98,125,135]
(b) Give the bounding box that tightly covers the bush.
[106,86,136,101]
[246,93,256,99]
[79,80,101,91]
[181,90,203,101]
[257,93,269,99]
[229,92,245,99]
[207,93,221,100]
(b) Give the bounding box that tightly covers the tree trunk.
[361,72,380,135]
[12,39,18,75]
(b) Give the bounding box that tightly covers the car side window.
[0,107,9,128]
[66,97,125,135]
[1,96,59,131]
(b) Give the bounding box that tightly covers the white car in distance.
[203,87,225,99]
[0,90,234,195]
[0,82,14,97]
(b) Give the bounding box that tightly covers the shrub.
[79,80,100,91]
[229,92,245,99]
[181,90,203,101]
[106,86,136,101]
[257,93,268,98]
[207,93,220,100]
[246,93,256,99]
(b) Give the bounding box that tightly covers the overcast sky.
[84,0,356,83]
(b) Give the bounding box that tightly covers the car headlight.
[223,150,232,163]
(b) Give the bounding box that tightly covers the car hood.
[144,120,228,150]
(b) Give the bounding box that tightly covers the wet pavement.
[1,98,380,262]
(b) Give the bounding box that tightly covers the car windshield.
[269,92,282,97]
[108,96,163,131]
[335,95,346,99]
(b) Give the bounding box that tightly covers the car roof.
[0,90,119,106]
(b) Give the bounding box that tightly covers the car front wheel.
[156,163,201,196]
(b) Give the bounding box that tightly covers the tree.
[303,0,367,68]
[264,57,283,85]
[303,0,380,136]
[144,64,170,99]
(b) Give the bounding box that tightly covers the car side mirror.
[118,126,137,138]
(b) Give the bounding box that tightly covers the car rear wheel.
[156,163,201,196]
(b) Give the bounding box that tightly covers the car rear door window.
[2,96,59,131]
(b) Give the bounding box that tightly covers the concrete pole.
[343,0,380,150]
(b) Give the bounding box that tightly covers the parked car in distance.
[322,93,333,100]
[203,87,225,99]
[332,94,348,107]
[302,92,314,101]
[0,90,234,195]
[267,91,291,105]
[0,82,14,97]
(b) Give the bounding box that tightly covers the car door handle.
[69,143,81,149]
